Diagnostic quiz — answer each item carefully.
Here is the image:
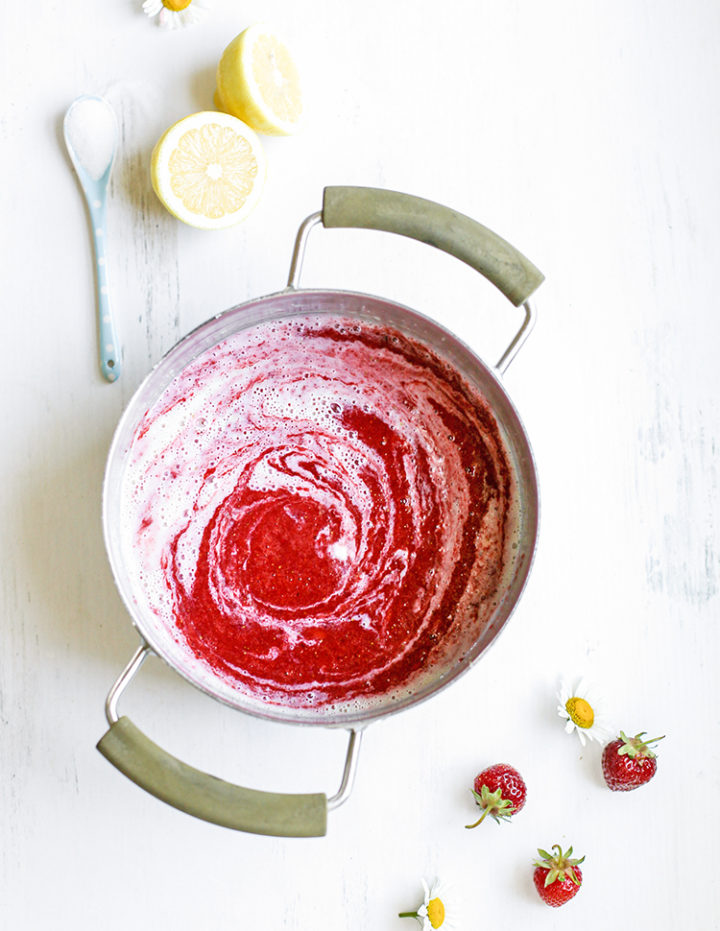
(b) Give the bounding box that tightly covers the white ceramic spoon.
[64,95,121,382]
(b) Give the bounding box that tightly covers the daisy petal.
[144,0,210,29]
[400,878,459,930]
[556,675,611,746]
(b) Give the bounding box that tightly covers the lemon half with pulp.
[151,111,266,230]
[216,24,303,136]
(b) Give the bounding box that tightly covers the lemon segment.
[150,111,266,229]
[216,24,303,136]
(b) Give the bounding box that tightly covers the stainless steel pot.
[97,186,543,836]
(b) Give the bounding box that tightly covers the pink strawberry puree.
[121,315,516,710]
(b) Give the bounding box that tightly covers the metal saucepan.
[97,186,544,836]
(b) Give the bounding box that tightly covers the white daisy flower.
[557,677,612,746]
[142,0,209,30]
[399,879,459,930]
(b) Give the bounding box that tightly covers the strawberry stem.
[465,806,491,829]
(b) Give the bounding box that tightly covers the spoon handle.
[89,196,121,382]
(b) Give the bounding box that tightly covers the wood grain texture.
[1,0,718,927]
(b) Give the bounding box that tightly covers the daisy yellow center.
[162,0,193,10]
[565,696,594,729]
[426,898,445,929]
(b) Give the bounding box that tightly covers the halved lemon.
[216,24,303,136]
[150,111,266,230]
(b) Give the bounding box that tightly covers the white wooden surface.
[2,1,719,927]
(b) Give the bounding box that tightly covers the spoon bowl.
[64,95,122,382]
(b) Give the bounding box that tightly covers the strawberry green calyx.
[465,785,516,828]
[534,845,585,888]
[617,731,665,759]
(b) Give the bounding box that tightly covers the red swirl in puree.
[122,316,517,711]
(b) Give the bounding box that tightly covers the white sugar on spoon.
[64,95,122,382]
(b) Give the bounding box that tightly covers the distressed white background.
[1,0,718,927]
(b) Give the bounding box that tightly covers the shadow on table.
[13,412,140,675]
[189,64,218,112]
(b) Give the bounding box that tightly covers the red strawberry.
[533,844,584,907]
[602,731,664,791]
[465,763,526,828]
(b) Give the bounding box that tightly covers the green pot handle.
[97,646,362,836]
[322,186,544,307]
[97,717,328,837]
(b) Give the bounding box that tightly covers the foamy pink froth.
[120,315,515,709]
